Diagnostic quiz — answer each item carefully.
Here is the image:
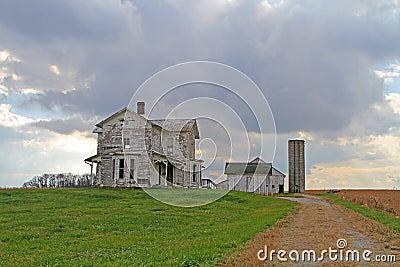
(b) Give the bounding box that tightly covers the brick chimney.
[137,101,145,115]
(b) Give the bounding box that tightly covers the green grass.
[324,193,400,233]
[0,188,296,267]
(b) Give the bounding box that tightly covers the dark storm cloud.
[1,0,400,135]
[32,117,93,135]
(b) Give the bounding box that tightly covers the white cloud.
[0,104,35,128]
[306,128,400,189]
[308,161,400,189]
[49,64,61,75]
[0,129,97,187]
[386,93,400,114]
[0,50,21,63]
[374,62,400,84]
[19,87,43,95]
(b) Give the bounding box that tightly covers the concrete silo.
[288,139,305,193]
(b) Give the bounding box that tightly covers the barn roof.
[224,158,272,175]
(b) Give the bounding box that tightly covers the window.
[167,137,173,154]
[118,159,124,179]
[124,138,130,149]
[137,178,147,184]
[192,164,196,183]
[129,159,134,180]
[112,159,115,179]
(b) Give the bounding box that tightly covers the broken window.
[167,137,173,154]
[119,159,124,179]
[112,159,115,180]
[124,138,130,149]
[192,164,196,183]
[137,178,147,184]
[130,159,134,180]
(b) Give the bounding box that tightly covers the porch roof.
[84,154,102,163]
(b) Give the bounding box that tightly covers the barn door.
[279,184,284,194]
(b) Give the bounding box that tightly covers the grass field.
[324,193,400,233]
[0,188,295,266]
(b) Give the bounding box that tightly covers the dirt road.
[221,195,400,266]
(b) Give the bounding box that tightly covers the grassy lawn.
[324,193,400,233]
[0,189,296,266]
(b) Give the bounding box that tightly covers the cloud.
[0,104,35,127]
[386,93,400,114]
[32,117,94,135]
[0,0,400,187]
[0,126,96,187]
[49,65,61,76]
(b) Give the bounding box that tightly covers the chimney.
[137,101,145,115]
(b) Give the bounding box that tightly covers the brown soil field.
[220,195,400,266]
[335,190,400,216]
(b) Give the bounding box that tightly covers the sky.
[0,0,400,189]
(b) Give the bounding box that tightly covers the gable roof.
[94,107,200,138]
[150,119,200,139]
[249,157,266,164]
[271,166,286,177]
[95,107,129,128]
[224,158,272,175]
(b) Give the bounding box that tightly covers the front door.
[118,158,125,184]
[166,163,173,184]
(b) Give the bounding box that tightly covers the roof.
[271,166,286,177]
[201,177,217,185]
[95,107,128,128]
[94,107,200,138]
[150,119,200,138]
[249,157,266,164]
[84,154,102,163]
[92,126,103,133]
[224,157,272,175]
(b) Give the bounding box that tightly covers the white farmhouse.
[85,102,203,188]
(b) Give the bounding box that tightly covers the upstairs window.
[167,137,173,154]
[124,138,130,149]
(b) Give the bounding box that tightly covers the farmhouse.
[85,102,203,187]
[217,157,285,194]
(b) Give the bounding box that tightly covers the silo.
[288,139,305,193]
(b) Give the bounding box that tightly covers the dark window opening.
[192,165,196,183]
[167,138,173,154]
[130,159,134,180]
[112,159,115,179]
[124,138,130,148]
[119,159,124,179]
[137,178,147,184]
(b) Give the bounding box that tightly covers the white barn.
[218,157,285,195]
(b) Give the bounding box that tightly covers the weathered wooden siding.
[223,172,284,194]
[93,109,201,187]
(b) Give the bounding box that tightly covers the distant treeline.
[22,173,94,188]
